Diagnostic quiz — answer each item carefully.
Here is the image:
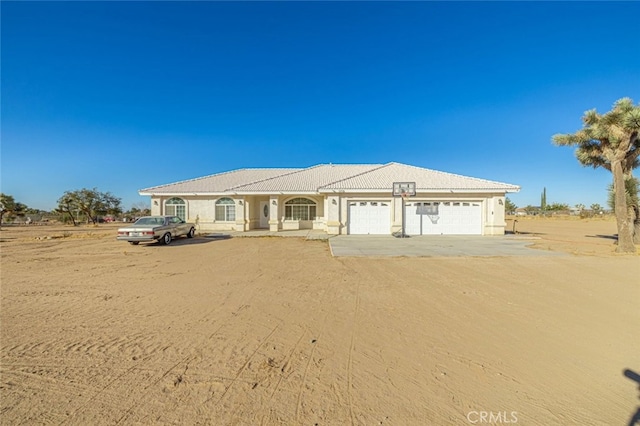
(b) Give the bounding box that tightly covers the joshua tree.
[607,177,640,243]
[553,98,640,253]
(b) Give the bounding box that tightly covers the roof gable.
[319,162,520,192]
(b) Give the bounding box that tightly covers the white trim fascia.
[139,190,322,197]
[318,188,519,194]
[232,191,319,195]
[139,192,233,196]
[140,188,520,196]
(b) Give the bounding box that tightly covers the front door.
[259,201,269,228]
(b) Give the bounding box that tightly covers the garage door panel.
[404,201,482,235]
[422,213,442,235]
[348,201,390,235]
[405,202,441,235]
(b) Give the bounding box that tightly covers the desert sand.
[1,217,638,425]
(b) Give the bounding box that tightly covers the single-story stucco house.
[139,162,520,235]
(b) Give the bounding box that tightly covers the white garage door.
[404,201,482,235]
[348,201,391,235]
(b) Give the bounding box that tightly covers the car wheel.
[187,227,195,238]
[129,241,139,245]
[161,233,172,245]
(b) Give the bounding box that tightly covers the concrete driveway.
[329,235,565,257]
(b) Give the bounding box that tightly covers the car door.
[179,217,190,235]
[169,216,185,235]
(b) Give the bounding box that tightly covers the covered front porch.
[240,194,327,232]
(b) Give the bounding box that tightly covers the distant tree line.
[505,196,605,216]
[56,188,122,226]
[0,189,150,226]
[0,193,28,226]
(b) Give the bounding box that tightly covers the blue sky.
[2,1,638,211]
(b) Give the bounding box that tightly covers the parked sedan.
[116,216,196,245]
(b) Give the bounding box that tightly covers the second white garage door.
[348,201,391,235]
[405,201,482,235]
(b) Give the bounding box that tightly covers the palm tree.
[553,98,640,253]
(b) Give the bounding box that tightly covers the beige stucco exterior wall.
[148,192,509,235]
[149,195,244,232]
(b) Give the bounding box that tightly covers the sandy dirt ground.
[1,217,638,425]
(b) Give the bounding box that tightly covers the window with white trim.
[285,198,316,221]
[215,198,236,221]
[165,197,186,220]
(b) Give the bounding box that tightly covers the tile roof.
[319,162,520,192]
[139,163,519,195]
[232,164,382,193]
[139,168,301,194]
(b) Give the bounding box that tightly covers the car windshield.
[135,217,164,225]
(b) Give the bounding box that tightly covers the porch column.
[391,196,403,234]
[234,198,247,232]
[326,195,341,235]
[269,195,280,232]
[484,196,506,235]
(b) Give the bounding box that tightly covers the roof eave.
[318,187,520,194]
[140,190,321,196]
[139,191,231,196]
[232,190,319,195]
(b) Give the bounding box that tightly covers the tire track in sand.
[60,364,138,426]
[336,259,377,426]
[347,278,361,426]
[294,266,346,424]
[204,323,281,406]
[118,267,274,424]
[260,327,307,426]
[114,354,194,425]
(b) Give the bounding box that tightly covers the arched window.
[215,198,236,221]
[165,197,186,220]
[285,198,316,221]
